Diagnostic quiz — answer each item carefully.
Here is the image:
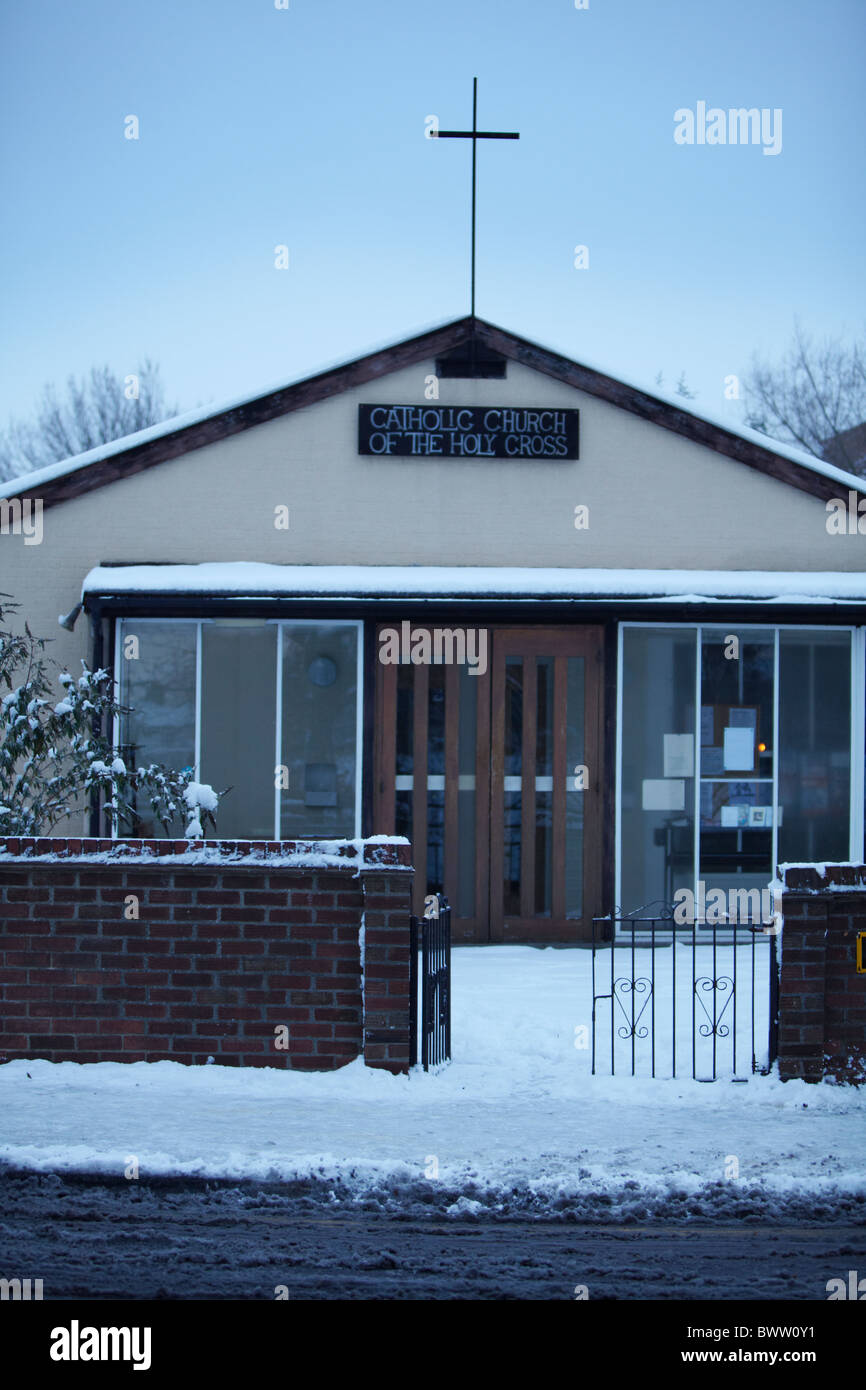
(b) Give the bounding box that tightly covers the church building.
[3,315,865,942]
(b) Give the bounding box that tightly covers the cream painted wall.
[2,353,864,680]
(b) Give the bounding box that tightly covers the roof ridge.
[1,316,864,507]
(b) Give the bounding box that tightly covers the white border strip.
[850,626,865,862]
[771,627,780,875]
[614,622,624,916]
[274,622,284,840]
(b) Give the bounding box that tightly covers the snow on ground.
[0,946,862,1220]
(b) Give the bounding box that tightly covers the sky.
[1,0,864,439]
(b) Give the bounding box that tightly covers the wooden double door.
[373,625,604,942]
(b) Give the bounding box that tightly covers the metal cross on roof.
[434,78,520,317]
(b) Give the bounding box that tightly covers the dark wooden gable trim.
[474,320,865,505]
[15,319,476,512]
[9,314,863,511]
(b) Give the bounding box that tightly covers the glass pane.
[565,657,585,919]
[700,628,774,896]
[427,666,445,892]
[395,789,412,846]
[395,664,413,847]
[503,657,522,916]
[621,628,696,914]
[457,663,477,918]
[779,630,851,863]
[118,621,197,836]
[280,624,358,838]
[201,622,277,840]
[535,658,553,916]
[395,665,414,775]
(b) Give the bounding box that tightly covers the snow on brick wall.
[0,839,413,1074]
[779,865,866,1084]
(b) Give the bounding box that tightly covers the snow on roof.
[82,562,866,605]
[0,314,460,500]
[3,316,866,501]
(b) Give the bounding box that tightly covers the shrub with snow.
[0,599,220,839]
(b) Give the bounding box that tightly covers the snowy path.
[0,947,862,1219]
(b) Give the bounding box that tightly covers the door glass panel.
[280,623,359,838]
[700,628,774,898]
[621,628,696,914]
[535,657,553,916]
[457,664,477,918]
[387,628,600,935]
[201,622,277,840]
[565,656,585,919]
[427,665,445,892]
[779,630,851,862]
[394,664,413,844]
[503,656,523,916]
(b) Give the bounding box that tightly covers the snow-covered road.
[0,947,862,1220]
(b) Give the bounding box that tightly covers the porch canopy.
[82,562,866,609]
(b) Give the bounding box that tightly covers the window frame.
[113,616,364,840]
[615,621,863,926]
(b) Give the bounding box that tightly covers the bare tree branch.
[0,361,179,482]
[743,323,866,475]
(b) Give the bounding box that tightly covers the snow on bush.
[182,782,220,840]
[0,598,220,839]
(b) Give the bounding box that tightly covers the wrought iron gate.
[410,892,452,1070]
[591,904,779,1080]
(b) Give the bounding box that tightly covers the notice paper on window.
[642,778,685,811]
[723,726,754,771]
[663,733,694,778]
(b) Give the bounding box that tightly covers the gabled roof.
[3,316,866,510]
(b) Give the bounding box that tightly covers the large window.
[620,627,696,913]
[117,619,362,839]
[700,627,775,898]
[779,631,852,864]
[618,624,856,916]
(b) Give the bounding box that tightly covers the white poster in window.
[642,778,685,811]
[663,734,694,778]
[723,726,754,771]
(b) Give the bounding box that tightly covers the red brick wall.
[0,839,413,1073]
[778,865,866,1084]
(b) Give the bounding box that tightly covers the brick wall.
[778,864,866,1083]
[0,838,413,1073]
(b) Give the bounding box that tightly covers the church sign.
[358,404,580,459]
